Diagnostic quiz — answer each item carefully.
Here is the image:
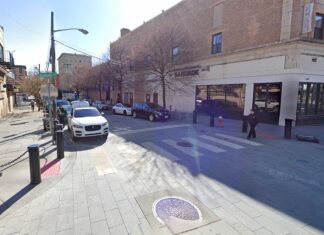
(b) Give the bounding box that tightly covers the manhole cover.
[152,196,202,225]
[177,141,193,147]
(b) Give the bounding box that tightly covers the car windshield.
[148,103,162,109]
[57,100,70,106]
[74,109,100,118]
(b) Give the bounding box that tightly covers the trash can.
[284,119,293,139]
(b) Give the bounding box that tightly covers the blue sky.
[0,0,181,71]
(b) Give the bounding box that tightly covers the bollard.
[56,123,63,131]
[193,110,197,124]
[28,144,41,184]
[242,115,248,133]
[56,129,65,159]
[210,112,215,127]
[53,120,59,144]
[218,116,224,127]
[284,119,293,139]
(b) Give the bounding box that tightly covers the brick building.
[58,53,92,93]
[12,65,27,80]
[110,0,324,125]
[0,25,15,118]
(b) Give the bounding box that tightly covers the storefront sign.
[175,69,199,78]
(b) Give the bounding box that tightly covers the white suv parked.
[68,107,109,141]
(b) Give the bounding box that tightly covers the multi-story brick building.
[12,65,27,80]
[0,25,15,118]
[110,0,324,125]
[58,53,92,92]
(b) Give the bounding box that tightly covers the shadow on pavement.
[0,184,36,215]
[113,121,324,232]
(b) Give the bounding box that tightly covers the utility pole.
[50,11,56,78]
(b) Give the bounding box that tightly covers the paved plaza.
[0,108,324,234]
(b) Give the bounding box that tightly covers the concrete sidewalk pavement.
[0,109,323,235]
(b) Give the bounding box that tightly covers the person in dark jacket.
[57,105,67,128]
[247,109,258,139]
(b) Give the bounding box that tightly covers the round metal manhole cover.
[177,141,193,147]
[152,196,202,225]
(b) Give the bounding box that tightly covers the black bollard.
[56,129,64,159]
[28,144,41,184]
[210,112,215,127]
[284,119,293,139]
[242,115,248,133]
[53,119,59,144]
[193,110,197,124]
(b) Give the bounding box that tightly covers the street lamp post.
[50,11,88,99]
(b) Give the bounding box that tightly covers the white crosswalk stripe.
[162,139,202,158]
[141,142,179,162]
[199,135,244,149]
[214,133,262,146]
[182,137,226,153]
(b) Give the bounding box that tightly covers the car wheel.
[113,109,116,114]
[133,111,137,118]
[102,133,108,139]
[149,114,155,122]
[123,110,127,115]
[68,124,71,131]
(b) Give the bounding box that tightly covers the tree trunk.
[118,80,123,103]
[162,77,166,108]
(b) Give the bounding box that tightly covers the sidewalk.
[0,109,323,235]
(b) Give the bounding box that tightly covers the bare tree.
[140,29,194,108]
[18,75,45,110]
[109,45,131,103]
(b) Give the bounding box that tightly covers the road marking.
[162,139,202,158]
[141,142,180,162]
[113,124,191,135]
[214,133,262,146]
[182,137,226,153]
[199,135,244,149]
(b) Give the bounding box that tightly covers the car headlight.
[154,111,162,115]
[102,122,108,126]
[73,124,83,129]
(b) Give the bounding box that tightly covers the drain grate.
[177,141,193,147]
[153,196,202,225]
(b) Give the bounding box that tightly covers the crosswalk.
[141,133,263,161]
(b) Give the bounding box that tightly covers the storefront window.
[297,83,324,115]
[196,84,245,119]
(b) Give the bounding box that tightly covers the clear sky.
[0,0,181,72]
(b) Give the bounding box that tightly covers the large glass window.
[297,83,324,115]
[212,33,222,54]
[196,84,245,119]
[314,14,324,40]
[172,47,179,62]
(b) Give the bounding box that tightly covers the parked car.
[132,102,170,121]
[71,100,90,112]
[112,103,132,115]
[67,107,109,141]
[56,99,72,115]
[91,100,110,111]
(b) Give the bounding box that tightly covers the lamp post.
[50,11,88,99]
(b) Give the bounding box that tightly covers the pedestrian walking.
[30,100,35,111]
[247,109,258,139]
[57,105,67,128]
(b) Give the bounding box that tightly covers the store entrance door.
[253,83,282,124]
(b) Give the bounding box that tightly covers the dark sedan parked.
[132,102,170,121]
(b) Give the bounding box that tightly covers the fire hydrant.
[218,116,224,127]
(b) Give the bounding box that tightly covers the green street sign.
[39,72,57,78]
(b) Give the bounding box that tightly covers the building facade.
[12,65,27,80]
[110,0,324,125]
[0,25,15,119]
[58,53,92,93]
